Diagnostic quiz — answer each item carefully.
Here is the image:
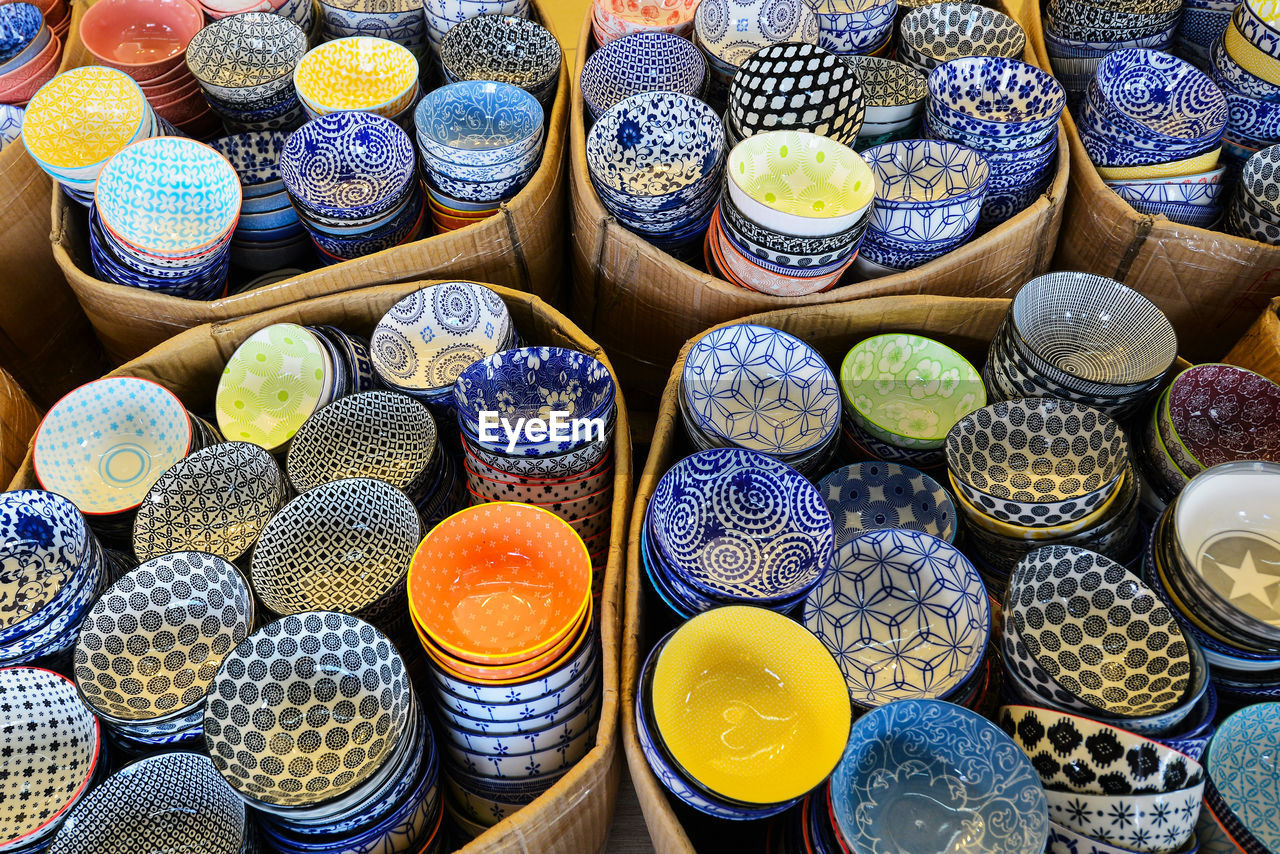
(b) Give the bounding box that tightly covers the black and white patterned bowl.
[898,2,1026,72]
[51,752,247,854]
[439,14,560,98]
[1006,545,1193,718]
[204,612,414,809]
[727,42,864,145]
[946,398,1130,526]
[73,552,254,725]
[132,441,287,563]
[0,667,101,851]
[580,31,707,120]
[844,55,926,126]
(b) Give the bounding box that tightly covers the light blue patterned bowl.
[1090,49,1228,147]
[239,188,291,214]
[1204,703,1280,854]
[927,56,1065,142]
[580,32,707,121]
[648,447,834,605]
[803,529,988,707]
[422,158,537,200]
[414,80,542,167]
[279,111,416,221]
[817,462,957,546]
[831,699,1049,854]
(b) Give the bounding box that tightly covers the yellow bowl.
[650,605,851,805]
[294,36,418,116]
[1225,15,1280,86]
[1095,147,1221,181]
[948,468,1129,540]
[22,66,149,172]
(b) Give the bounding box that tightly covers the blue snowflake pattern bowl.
[817,462,957,546]
[580,32,707,121]
[279,112,416,221]
[414,80,543,167]
[803,529,988,707]
[831,699,1049,854]
[648,447,835,605]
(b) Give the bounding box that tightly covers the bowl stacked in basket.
[1042,0,1181,102]
[0,1,62,106]
[1207,0,1280,168]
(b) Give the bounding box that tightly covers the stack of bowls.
[185,12,308,134]
[857,139,990,275]
[0,491,109,667]
[440,14,560,108]
[989,272,1178,418]
[414,80,544,230]
[79,0,214,138]
[692,0,819,107]
[1043,0,1181,103]
[711,130,872,292]
[294,37,419,125]
[319,0,427,58]
[898,3,1026,75]
[845,55,927,148]
[1204,0,1280,168]
[804,528,991,710]
[838,332,986,471]
[33,377,215,544]
[579,31,707,123]
[587,91,724,261]
[71,552,254,750]
[424,0,529,55]
[1078,49,1229,225]
[591,0,698,46]
[1001,545,1212,743]
[88,137,241,297]
[0,103,21,150]
[643,448,835,618]
[215,322,375,452]
[279,112,424,264]
[1198,703,1280,854]
[20,66,160,203]
[210,131,309,272]
[726,42,864,147]
[679,323,841,477]
[205,612,442,854]
[408,503,599,835]
[1001,705,1207,854]
[369,282,517,411]
[0,667,101,853]
[41,0,70,41]
[453,347,618,575]
[816,461,958,548]
[1141,364,1280,499]
[925,57,1065,229]
[637,606,852,820]
[1178,0,1234,69]
[809,0,897,57]
[0,2,60,106]
[1228,143,1280,243]
[830,700,1049,854]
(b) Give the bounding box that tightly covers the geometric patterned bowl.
[1205,702,1280,854]
[1042,783,1204,854]
[803,528,989,708]
[579,31,707,120]
[728,42,865,144]
[293,36,418,117]
[817,461,957,546]
[692,0,820,67]
[899,3,1026,71]
[0,667,101,852]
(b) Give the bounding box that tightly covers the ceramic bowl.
[209,130,289,197]
[439,14,559,94]
[279,111,415,221]
[926,56,1065,142]
[840,332,985,451]
[1204,702,1280,853]
[251,478,420,621]
[727,42,864,144]
[73,552,253,725]
[899,2,1026,70]
[185,12,306,104]
[50,753,245,854]
[461,424,613,479]
[0,27,60,106]
[680,322,839,457]
[428,624,598,706]
[832,698,1049,854]
[0,667,101,852]
[1044,785,1204,853]
[0,490,95,643]
[818,461,956,546]
[726,130,874,237]
[999,705,1205,796]
[415,79,542,167]
[79,0,201,79]
[369,282,514,395]
[648,448,834,604]
[417,600,592,682]
[810,0,897,54]
[845,55,927,126]
[693,0,819,68]
[0,2,42,60]
[409,503,591,664]
[21,66,150,182]
[804,529,989,707]
[579,32,706,119]
[204,616,412,813]
[294,36,417,117]
[860,139,990,242]
[650,605,850,806]
[1091,49,1228,146]
[1165,365,1280,470]
[1007,545,1192,717]
[34,377,192,517]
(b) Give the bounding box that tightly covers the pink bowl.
[0,31,60,103]
[138,57,195,87]
[152,89,209,124]
[80,0,203,82]
[142,75,200,104]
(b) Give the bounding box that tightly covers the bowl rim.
[726,128,876,221]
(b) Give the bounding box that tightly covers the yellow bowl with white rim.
[294,36,419,118]
[726,130,876,238]
[21,66,151,182]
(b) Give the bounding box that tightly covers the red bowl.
[0,32,60,103]
[80,0,203,82]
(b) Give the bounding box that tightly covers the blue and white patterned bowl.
[862,139,989,242]
[1204,703,1280,854]
[647,448,834,605]
[810,0,897,55]
[0,103,21,151]
[0,490,95,646]
[279,111,416,221]
[209,130,289,198]
[1090,49,1228,146]
[927,56,1065,142]
[804,529,988,707]
[692,0,819,68]
[580,32,707,121]
[414,80,543,167]
[817,462,957,546]
[1211,35,1280,104]
[831,699,1049,854]
[0,2,43,63]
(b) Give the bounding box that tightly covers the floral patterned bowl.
[415,79,543,168]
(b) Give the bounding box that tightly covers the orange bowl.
[408,502,592,665]
[413,597,591,681]
[80,0,202,81]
